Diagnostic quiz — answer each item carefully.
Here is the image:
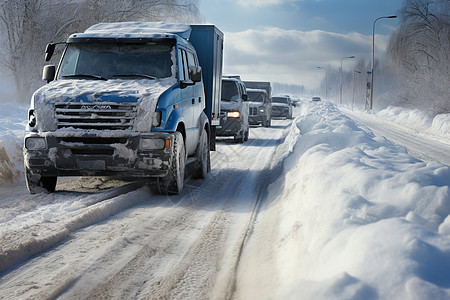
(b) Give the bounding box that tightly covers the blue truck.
[24,22,223,194]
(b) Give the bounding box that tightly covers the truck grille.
[55,102,137,130]
[250,107,258,116]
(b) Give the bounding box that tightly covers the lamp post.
[352,70,361,111]
[317,66,327,100]
[340,56,355,105]
[370,15,397,111]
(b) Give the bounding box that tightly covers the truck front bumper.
[24,131,175,178]
[216,117,242,136]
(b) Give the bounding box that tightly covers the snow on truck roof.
[74,22,192,39]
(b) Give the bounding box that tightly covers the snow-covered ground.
[0,100,449,299]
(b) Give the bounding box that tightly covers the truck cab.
[217,77,249,143]
[24,22,223,195]
[271,95,293,119]
[247,88,271,127]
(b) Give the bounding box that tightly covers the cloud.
[234,0,297,7]
[223,27,391,90]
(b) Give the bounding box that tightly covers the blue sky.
[198,0,403,91]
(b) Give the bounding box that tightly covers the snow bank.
[0,103,27,185]
[269,101,450,299]
[376,106,450,143]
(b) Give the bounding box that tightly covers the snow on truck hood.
[221,101,240,111]
[31,77,176,132]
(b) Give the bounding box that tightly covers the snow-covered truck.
[243,81,272,127]
[23,22,224,195]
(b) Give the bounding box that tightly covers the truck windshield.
[57,43,174,80]
[247,91,265,102]
[221,81,239,102]
[272,97,289,104]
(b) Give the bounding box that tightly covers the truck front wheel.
[25,168,57,194]
[157,132,186,195]
[193,128,210,179]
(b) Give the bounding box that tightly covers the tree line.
[0,0,200,103]
[317,0,449,116]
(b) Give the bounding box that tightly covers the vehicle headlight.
[227,111,240,118]
[25,137,47,150]
[140,138,168,150]
[259,107,265,113]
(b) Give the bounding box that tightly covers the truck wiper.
[112,74,157,80]
[63,74,108,81]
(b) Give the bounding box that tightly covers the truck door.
[179,48,197,155]
[187,50,204,144]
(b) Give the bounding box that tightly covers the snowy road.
[0,117,292,300]
[344,109,450,166]
[1,102,450,299]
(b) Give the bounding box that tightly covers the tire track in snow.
[0,180,147,274]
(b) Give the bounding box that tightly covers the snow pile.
[269,101,450,299]
[0,103,27,185]
[376,106,450,142]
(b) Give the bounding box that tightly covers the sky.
[198,0,403,92]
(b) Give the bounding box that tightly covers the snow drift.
[0,103,27,185]
[263,101,450,299]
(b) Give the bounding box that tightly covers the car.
[271,95,293,119]
[217,77,250,143]
[312,96,321,102]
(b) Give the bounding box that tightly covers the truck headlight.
[227,111,240,118]
[25,137,47,150]
[140,138,167,150]
[259,107,265,113]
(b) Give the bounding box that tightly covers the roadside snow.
[375,106,450,144]
[0,103,27,185]
[243,101,450,299]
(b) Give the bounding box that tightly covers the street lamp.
[370,15,397,111]
[340,56,355,105]
[317,66,328,100]
[352,70,361,110]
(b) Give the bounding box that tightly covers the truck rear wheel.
[156,132,185,195]
[25,168,57,194]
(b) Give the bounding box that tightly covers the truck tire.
[193,128,210,179]
[234,131,244,143]
[156,132,185,195]
[25,168,57,194]
[244,126,249,141]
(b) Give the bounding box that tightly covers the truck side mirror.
[43,65,56,83]
[45,43,56,61]
[189,65,202,83]
[242,94,248,101]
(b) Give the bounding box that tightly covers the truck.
[243,81,272,127]
[271,95,293,119]
[23,22,224,195]
[217,76,249,143]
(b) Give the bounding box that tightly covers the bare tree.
[0,0,200,103]
[388,0,450,115]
